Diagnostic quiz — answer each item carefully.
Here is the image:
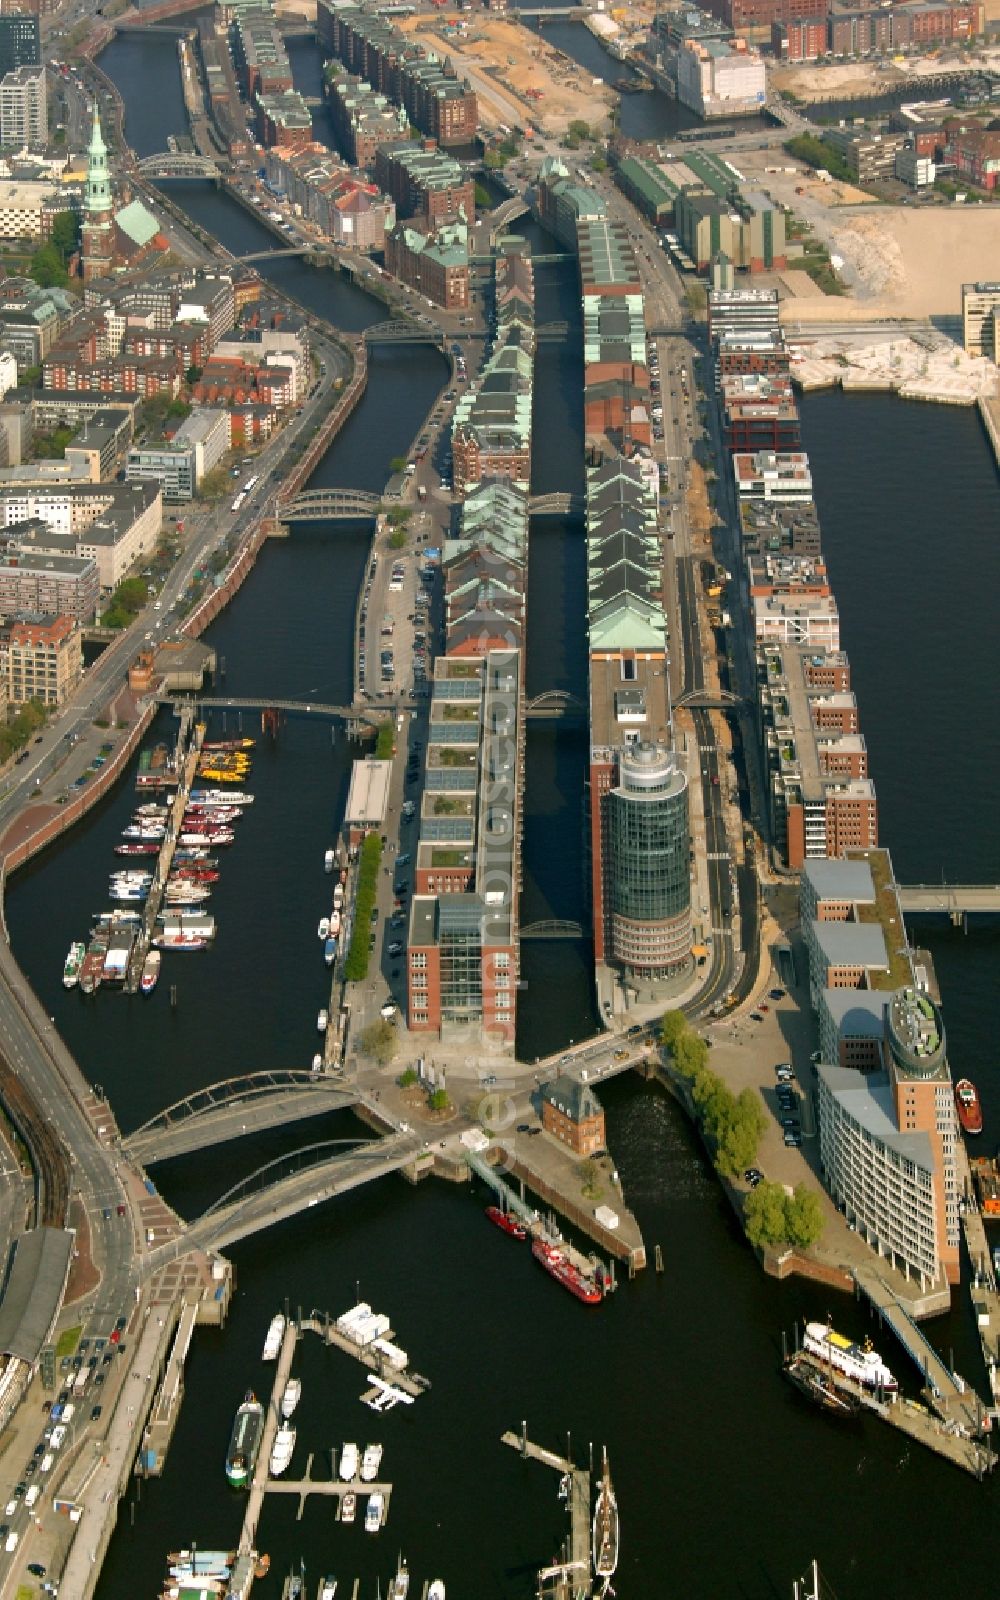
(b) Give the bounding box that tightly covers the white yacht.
[361,1443,382,1482]
[339,1442,359,1482]
[364,1491,383,1533]
[320,1580,337,1600]
[281,1379,301,1419]
[389,1560,409,1599]
[262,1314,285,1361]
[269,1423,296,1477]
[428,1584,445,1600]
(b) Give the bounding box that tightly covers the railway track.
[0,1057,71,1227]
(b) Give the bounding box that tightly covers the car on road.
[27,1564,45,1579]
[784,1129,802,1147]
[90,1405,102,1421]
[613,1049,629,1062]
[387,941,403,957]
[109,1329,121,1345]
[516,1123,530,1133]
[769,988,785,1000]
[749,1012,763,1023]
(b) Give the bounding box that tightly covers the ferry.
[281,1378,301,1419]
[955,1078,983,1136]
[341,1492,356,1525]
[225,1392,264,1488]
[262,1314,285,1361]
[339,1442,359,1481]
[269,1422,296,1477]
[389,1560,409,1599]
[360,1443,382,1482]
[63,941,85,989]
[324,936,338,967]
[485,1204,527,1241]
[592,1448,619,1594]
[802,1322,897,1393]
[364,1491,383,1533]
[531,1238,603,1305]
[140,950,161,995]
[324,849,335,872]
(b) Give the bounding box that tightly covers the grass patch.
[56,1325,81,1358]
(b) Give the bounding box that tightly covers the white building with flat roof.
[344,757,392,846]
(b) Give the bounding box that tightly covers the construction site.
[398,13,615,135]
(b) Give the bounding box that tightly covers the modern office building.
[0,64,46,149]
[605,743,691,981]
[962,281,1000,361]
[0,15,39,78]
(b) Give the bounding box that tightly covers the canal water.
[5,32,998,1600]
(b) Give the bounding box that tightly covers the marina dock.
[300,1312,430,1400]
[125,710,205,992]
[238,1318,297,1560]
[265,1451,393,1523]
[501,1426,592,1599]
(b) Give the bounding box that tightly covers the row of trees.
[101,576,149,630]
[659,1010,825,1250]
[0,699,47,766]
[660,1010,766,1178]
[342,832,382,982]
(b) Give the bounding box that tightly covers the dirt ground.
[400,15,614,135]
[772,41,1000,101]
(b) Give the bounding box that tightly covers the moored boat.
[269,1422,296,1477]
[339,1442,358,1482]
[341,1491,356,1525]
[360,1443,382,1482]
[592,1447,619,1592]
[324,849,335,872]
[364,1491,383,1533]
[324,936,338,967]
[317,1009,329,1033]
[115,842,161,856]
[79,937,108,994]
[141,950,162,995]
[320,1580,337,1600]
[63,941,85,989]
[281,1378,301,1419]
[782,1353,861,1417]
[427,1584,445,1600]
[153,932,208,952]
[389,1560,409,1599]
[225,1393,264,1488]
[485,1204,527,1241]
[531,1238,603,1305]
[318,916,330,940]
[955,1078,983,1136]
[329,910,341,938]
[262,1314,285,1361]
[802,1321,897,1393]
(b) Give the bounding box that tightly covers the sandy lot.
[788,208,1000,319]
[400,15,614,136]
[772,42,1000,101]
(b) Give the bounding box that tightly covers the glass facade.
[607,744,691,975]
[437,895,483,1026]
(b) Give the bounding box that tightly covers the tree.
[398,1067,418,1088]
[388,529,406,550]
[186,365,203,385]
[429,1088,451,1113]
[389,456,407,474]
[743,1181,791,1249]
[590,155,607,173]
[474,182,492,209]
[29,243,68,289]
[673,1030,708,1082]
[568,119,591,142]
[785,1184,824,1249]
[659,1010,687,1051]
[197,467,230,501]
[50,211,81,264]
[715,1090,767,1179]
[358,1019,398,1066]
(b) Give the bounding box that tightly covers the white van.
[24,1485,40,1509]
[4,1529,17,1552]
[50,1424,66,1449]
[40,1452,54,1474]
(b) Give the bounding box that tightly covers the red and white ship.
[955,1078,983,1136]
[485,1205,527,1241]
[531,1238,602,1305]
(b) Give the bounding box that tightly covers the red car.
[109,1330,120,1345]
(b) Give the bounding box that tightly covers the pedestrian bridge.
[525,690,586,723]
[138,152,221,178]
[232,245,329,265]
[674,688,743,710]
[179,1132,423,1254]
[123,1071,360,1165]
[156,693,391,729]
[897,885,1000,916]
[529,492,584,516]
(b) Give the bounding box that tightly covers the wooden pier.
[125,710,204,992]
[265,1451,393,1523]
[238,1319,298,1559]
[501,1426,592,1599]
[300,1313,430,1400]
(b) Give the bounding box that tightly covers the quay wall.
[979,394,1000,470]
[505,1152,646,1268]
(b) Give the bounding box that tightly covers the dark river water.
[5,29,998,1600]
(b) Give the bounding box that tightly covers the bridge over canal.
[156,693,395,729]
[123,1071,360,1165]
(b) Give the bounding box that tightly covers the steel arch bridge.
[674,689,743,710]
[123,1070,357,1161]
[364,320,446,346]
[138,152,220,178]
[519,919,585,940]
[199,1137,374,1219]
[525,690,586,721]
[279,487,381,522]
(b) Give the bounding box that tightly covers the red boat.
[531,1238,603,1305]
[485,1205,527,1241]
[955,1078,983,1136]
[115,843,160,856]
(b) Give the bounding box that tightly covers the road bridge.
[519,920,585,941]
[279,487,381,522]
[232,245,329,264]
[123,1071,360,1165]
[897,885,1000,916]
[364,320,446,346]
[138,152,221,178]
[524,690,586,723]
[177,1132,423,1254]
[528,492,584,516]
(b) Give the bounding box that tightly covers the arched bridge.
[487,194,530,234]
[525,690,587,723]
[138,152,221,178]
[519,919,585,941]
[232,245,329,264]
[123,1070,360,1165]
[674,689,743,710]
[529,491,585,516]
[165,1132,423,1255]
[279,487,381,522]
[364,320,446,346]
